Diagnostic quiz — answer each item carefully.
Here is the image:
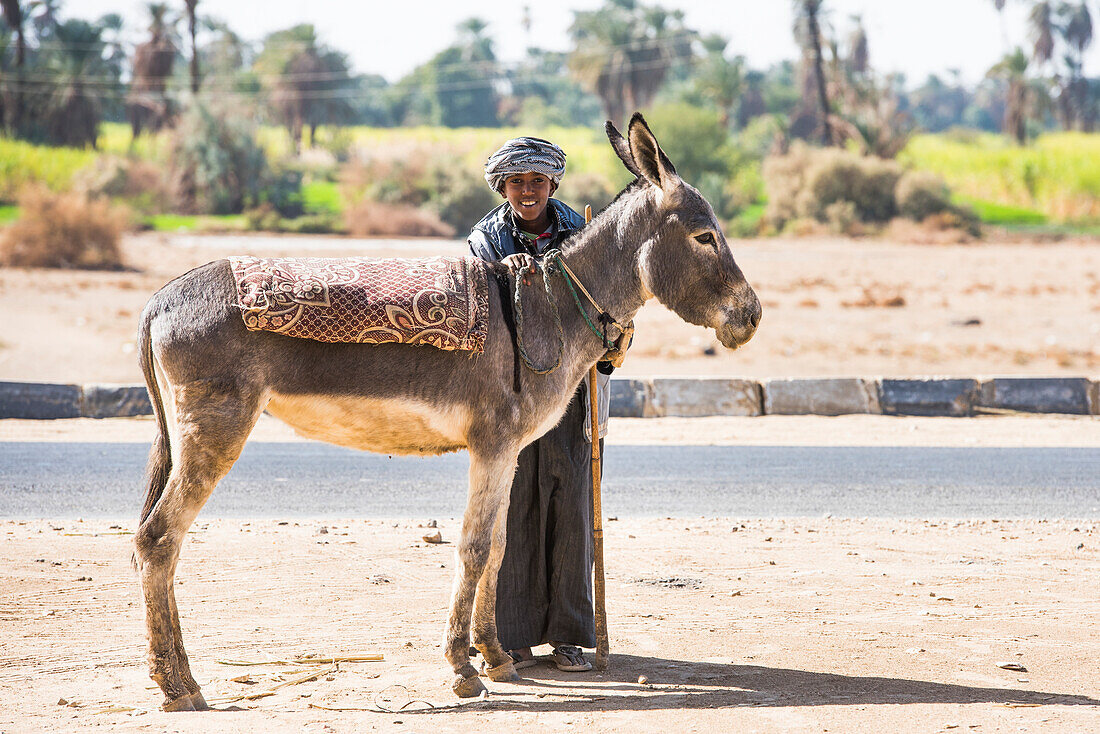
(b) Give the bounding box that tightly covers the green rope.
[551,253,606,344]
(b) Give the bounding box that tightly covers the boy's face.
[502,171,555,226]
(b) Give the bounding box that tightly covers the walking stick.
[585,204,610,671]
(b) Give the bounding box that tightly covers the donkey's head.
[607,114,761,349]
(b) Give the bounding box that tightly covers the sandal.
[508,648,539,670]
[550,644,592,672]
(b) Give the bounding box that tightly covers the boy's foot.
[507,647,539,670]
[550,644,592,672]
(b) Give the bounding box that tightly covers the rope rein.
[512,248,625,375]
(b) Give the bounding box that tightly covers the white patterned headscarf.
[484,137,567,194]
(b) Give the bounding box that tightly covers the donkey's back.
[144,258,530,458]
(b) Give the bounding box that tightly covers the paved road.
[2,442,1098,519]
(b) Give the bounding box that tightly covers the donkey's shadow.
[410,654,1100,714]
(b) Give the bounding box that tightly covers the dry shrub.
[895,170,952,221]
[0,187,128,269]
[765,142,902,228]
[344,201,454,237]
[885,214,978,245]
[72,155,172,214]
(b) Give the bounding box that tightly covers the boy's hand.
[502,253,538,286]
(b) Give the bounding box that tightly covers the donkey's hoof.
[162,694,197,712]
[186,691,209,711]
[482,660,520,682]
[452,672,488,698]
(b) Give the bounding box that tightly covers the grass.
[0,137,99,200]
[957,197,1047,225]
[143,214,248,232]
[901,132,1100,225]
[0,205,19,224]
[301,180,343,214]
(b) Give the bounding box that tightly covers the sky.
[71,0,1097,87]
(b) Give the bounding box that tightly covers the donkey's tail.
[137,305,171,531]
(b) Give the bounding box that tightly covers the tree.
[254,24,353,150]
[1059,1,1093,129]
[791,0,833,145]
[988,48,1035,143]
[387,18,500,127]
[35,19,109,146]
[1,0,25,132]
[1028,0,1056,68]
[846,15,868,76]
[127,3,177,139]
[568,0,695,126]
[690,34,744,129]
[183,0,199,93]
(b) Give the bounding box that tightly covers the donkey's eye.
[694,232,717,247]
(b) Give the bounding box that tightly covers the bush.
[824,200,859,235]
[0,187,128,269]
[895,170,952,221]
[344,201,454,237]
[169,101,267,215]
[765,143,904,228]
[559,171,618,215]
[428,166,500,233]
[260,166,306,218]
[71,155,172,214]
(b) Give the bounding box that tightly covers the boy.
[468,136,609,672]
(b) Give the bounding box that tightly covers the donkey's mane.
[559,176,647,254]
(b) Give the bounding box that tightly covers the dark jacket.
[468,198,586,262]
[467,197,609,439]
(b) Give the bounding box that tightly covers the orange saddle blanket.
[229,255,490,353]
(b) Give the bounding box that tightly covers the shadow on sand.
[396,654,1100,714]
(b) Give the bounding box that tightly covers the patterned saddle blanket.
[229,255,490,353]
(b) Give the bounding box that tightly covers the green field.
[3,124,1099,231]
[901,132,1100,225]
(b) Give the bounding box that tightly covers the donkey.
[133,113,761,711]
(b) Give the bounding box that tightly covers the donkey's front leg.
[445,449,517,697]
[471,490,517,682]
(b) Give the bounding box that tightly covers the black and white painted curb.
[2,377,1097,420]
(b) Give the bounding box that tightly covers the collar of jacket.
[473,199,585,261]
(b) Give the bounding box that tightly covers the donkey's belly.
[265,392,469,456]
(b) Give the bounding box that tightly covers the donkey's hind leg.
[444,449,518,697]
[134,382,262,711]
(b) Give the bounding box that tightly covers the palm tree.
[38,19,107,146]
[1028,1,1056,68]
[1060,1,1093,128]
[988,48,1033,143]
[183,0,199,93]
[0,0,24,133]
[693,34,744,129]
[847,15,868,76]
[792,0,833,145]
[568,0,695,126]
[127,2,177,139]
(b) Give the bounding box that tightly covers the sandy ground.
[3,414,1099,730]
[1,515,1098,733]
[0,232,1098,384]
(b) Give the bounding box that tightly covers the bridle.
[513,248,633,376]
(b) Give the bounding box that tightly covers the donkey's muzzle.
[716,293,761,349]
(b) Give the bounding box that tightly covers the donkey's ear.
[626,113,679,191]
[605,120,644,179]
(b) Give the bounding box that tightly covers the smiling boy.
[467,137,608,673]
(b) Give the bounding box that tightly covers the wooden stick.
[585,203,610,671]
